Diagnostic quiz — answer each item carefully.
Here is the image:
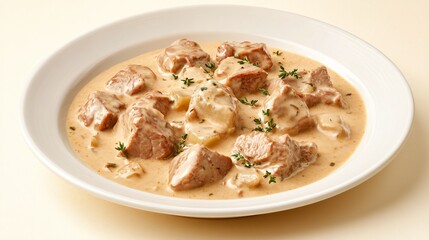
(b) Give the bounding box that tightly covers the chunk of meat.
[216,41,273,71]
[134,91,171,116]
[169,67,211,110]
[231,132,318,180]
[105,65,156,95]
[169,144,232,191]
[261,84,313,135]
[158,39,211,74]
[315,113,350,139]
[77,91,125,131]
[121,101,176,159]
[214,57,268,97]
[275,66,345,107]
[185,80,239,146]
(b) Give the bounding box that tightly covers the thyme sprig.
[263,170,277,184]
[239,97,258,106]
[177,134,188,154]
[258,88,270,96]
[231,152,254,168]
[115,142,128,157]
[278,66,300,79]
[273,50,282,56]
[181,78,195,87]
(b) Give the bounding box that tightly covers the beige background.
[1,0,428,239]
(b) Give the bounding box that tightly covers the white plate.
[21,5,414,218]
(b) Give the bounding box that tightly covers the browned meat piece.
[78,91,125,131]
[169,144,232,191]
[158,39,211,74]
[261,84,313,135]
[277,66,345,107]
[121,101,176,159]
[231,132,318,180]
[214,57,267,96]
[216,41,273,71]
[133,91,171,116]
[105,65,156,95]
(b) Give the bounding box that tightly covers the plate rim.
[20,4,414,218]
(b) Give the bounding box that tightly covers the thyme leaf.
[264,118,276,133]
[278,66,300,79]
[237,56,251,65]
[259,88,270,96]
[231,153,244,161]
[273,50,282,56]
[205,62,215,69]
[253,126,264,132]
[262,108,270,116]
[244,161,254,168]
[177,134,188,153]
[239,97,258,106]
[115,142,127,157]
[263,170,277,184]
[269,175,277,184]
[181,78,195,87]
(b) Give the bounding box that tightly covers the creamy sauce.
[66,42,366,199]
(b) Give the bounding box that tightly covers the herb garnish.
[269,175,276,184]
[264,118,276,132]
[205,62,215,70]
[244,161,254,168]
[253,111,276,132]
[172,74,178,80]
[239,97,258,106]
[263,171,277,184]
[237,56,251,65]
[69,126,76,131]
[231,153,254,168]
[345,93,352,96]
[253,118,262,125]
[181,77,195,87]
[273,50,282,56]
[200,87,208,91]
[259,88,270,96]
[205,62,216,76]
[253,126,264,132]
[278,66,300,79]
[115,142,127,157]
[262,108,270,116]
[177,134,188,153]
[231,153,244,161]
